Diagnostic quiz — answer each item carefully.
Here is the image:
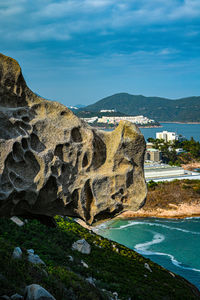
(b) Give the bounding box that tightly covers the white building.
[144,163,200,182]
[156,131,179,142]
[82,116,98,123]
[97,115,155,125]
[100,109,116,113]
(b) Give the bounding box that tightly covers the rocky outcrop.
[0,53,147,224]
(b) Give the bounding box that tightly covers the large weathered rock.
[0,53,147,224]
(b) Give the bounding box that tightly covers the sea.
[140,122,200,142]
[99,123,200,289]
[95,218,200,290]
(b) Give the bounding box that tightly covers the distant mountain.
[75,110,128,118]
[82,93,200,122]
[75,104,86,108]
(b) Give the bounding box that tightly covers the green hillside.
[0,217,199,299]
[82,93,200,122]
[75,110,128,118]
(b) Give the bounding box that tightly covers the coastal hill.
[81,93,200,122]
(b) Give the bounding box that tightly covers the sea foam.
[135,233,165,251]
[116,221,200,235]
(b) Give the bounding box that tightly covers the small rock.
[72,239,91,254]
[11,294,23,300]
[28,253,45,265]
[169,272,175,278]
[0,296,10,300]
[27,249,34,254]
[24,284,56,300]
[27,250,45,265]
[144,263,152,273]
[81,260,88,268]
[67,255,74,262]
[10,216,24,227]
[86,277,95,286]
[12,247,22,260]
[144,274,148,278]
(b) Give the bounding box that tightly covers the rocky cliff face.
[0,53,147,224]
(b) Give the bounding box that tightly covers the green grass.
[0,216,199,299]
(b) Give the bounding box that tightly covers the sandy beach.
[119,203,200,219]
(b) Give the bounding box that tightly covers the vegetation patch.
[147,137,200,165]
[0,216,199,299]
[146,179,200,210]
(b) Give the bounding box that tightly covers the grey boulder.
[10,294,23,300]
[12,247,22,260]
[24,284,55,300]
[27,250,45,266]
[72,239,91,254]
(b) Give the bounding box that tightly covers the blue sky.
[1,0,200,106]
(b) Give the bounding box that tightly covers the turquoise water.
[140,123,200,141]
[96,218,200,289]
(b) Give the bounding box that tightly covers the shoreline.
[118,203,200,220]
[181,162,200,171]
[160,121,200,124]
[76,203,200,231]
[92,125,162,130]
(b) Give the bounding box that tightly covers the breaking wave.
[116,221,200,235]
[134,232,200,273]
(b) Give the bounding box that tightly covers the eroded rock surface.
[0,53,147,224]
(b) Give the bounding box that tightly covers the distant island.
[77,93,200,123]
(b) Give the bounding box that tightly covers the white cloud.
[169,0,200,20]
[20,25,71,42]
[159,48,180,55]
[36,0,114,18]
[84,0,113,8]
[37,1,80,18]
[0,1,25,17]
[0,0,200,43]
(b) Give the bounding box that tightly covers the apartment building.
[156,131,179,142]
[97,115,155,125]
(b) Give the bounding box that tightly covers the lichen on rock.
[0,53,147,225]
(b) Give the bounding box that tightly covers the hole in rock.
[30,133,46,152]
[126,170,133,188]
[12,142,24,162]
[83,179,94,221]
[21,116,29,123]
[60,110,68,116]
[54,144,63,160]
[21,138,28,150]
[82,152,88,168]
[91,133,106,170]
[71,127,82,143]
